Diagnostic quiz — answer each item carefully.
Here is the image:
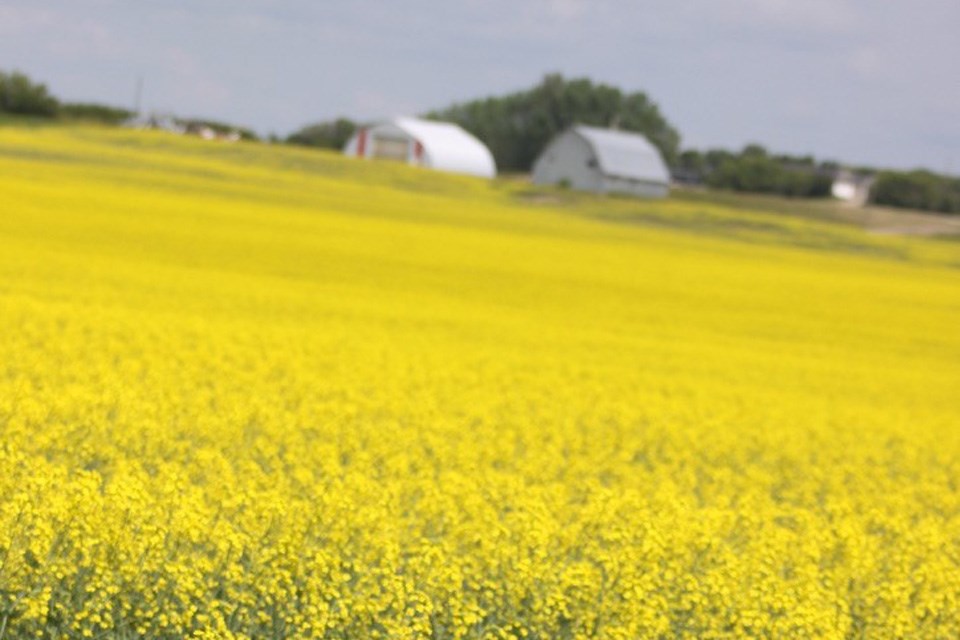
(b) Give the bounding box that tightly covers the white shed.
[831,170,874,207]
[343,117,496,178]
[532,125,670,198]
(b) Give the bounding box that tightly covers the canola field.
[1,126,960,639]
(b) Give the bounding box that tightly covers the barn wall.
[601,176,669,199]
[370,123,413,163]
[343,133,360,156]
[345,123,419,164]
[531,132,602,192]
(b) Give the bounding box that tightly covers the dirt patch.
[839,207,960,237]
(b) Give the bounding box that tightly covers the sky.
[1,0,957,171]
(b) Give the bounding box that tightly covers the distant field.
[668,186,960,237]
[1,126,960,638]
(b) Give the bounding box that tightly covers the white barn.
[343,117,496,178]
[532,125,670,198]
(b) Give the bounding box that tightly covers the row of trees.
[0,70,253,137]
[286,118,357,149]
[1,69,134,123]
[870,170,960,214]
[675,145,835,198]
[678,146,960,213]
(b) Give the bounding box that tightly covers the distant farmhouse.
[125,113,185,135]
[125,113,243,142]
[343,117,496,178]
[532,125,670,198]
[831,169,875,206]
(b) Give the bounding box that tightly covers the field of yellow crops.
[1,126,959,639]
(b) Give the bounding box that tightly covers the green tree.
[871,170,960,214]
[0,70,59,116]
[425,73,681,172]
[60,102,133,124]
[741,143,768,159]
[286,118,357,149]
[674,150,707,182]
[704,144,833,198]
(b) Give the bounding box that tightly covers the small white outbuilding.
[831,170,874,207]
[532,125,670,198]
[343,116,496,178]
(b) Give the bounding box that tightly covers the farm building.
[343,117,496,178]
[831,169,875,206]
[532,125,670,198]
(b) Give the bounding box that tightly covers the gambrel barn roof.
[572,125,670,184]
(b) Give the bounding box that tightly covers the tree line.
[674,145,835,198]
[0,69,255,138]
[1,70,132,123]
[5,69,957,214]
[674,147,960,211]
[870,170,960,214]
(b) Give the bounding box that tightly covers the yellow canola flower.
[0,125,958,638]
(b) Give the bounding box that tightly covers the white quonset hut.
[532,125,670,198]
[343,117,496,178]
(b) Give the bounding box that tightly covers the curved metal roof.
[394,117,495,178]
[343,117,496,178]
[573,125,669,184]
[393,117,497,178]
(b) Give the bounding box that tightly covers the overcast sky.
[2,0,957,171]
